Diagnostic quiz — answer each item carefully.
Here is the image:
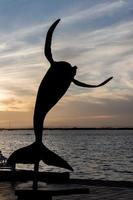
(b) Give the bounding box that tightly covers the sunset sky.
[0,0,133,128]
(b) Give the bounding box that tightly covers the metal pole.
[33,161,39,190]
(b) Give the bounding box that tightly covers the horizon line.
[0,127,133,131]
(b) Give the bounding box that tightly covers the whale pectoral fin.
[73,77,113,88]
[44,19,61,64]
[41,145,73,171]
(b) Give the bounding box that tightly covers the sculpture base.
[15,181,90,200]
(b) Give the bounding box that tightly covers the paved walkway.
[53,186,133,200]
[1,181,133,200]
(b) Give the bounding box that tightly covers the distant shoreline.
[0,127,133,131]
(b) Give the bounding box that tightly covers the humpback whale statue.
[7,19,113,188]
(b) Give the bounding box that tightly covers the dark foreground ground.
[0,170,133,200]
[1,181,133,200]
[53,186,133,200]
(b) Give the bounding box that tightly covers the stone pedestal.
[15,181,90,200]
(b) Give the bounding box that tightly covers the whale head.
[45,19,113,88]
[51,61,77,80]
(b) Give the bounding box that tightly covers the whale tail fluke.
[41,144,73,171]
[44,19,60,64]
[7,142,73,171]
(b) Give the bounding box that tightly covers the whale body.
[7,19,112,172]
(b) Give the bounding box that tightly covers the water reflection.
[0,129,133,181]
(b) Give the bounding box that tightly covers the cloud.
[46,92,133,127]
[0,0,133,127]
[0,97,24,111]
[63,1,126,24]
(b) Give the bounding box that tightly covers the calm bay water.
[0,129,133,181]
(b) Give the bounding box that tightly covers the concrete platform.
[15,178,133,200]
[15,182,90,200]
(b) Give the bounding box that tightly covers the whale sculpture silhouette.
[7,19,113,175]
